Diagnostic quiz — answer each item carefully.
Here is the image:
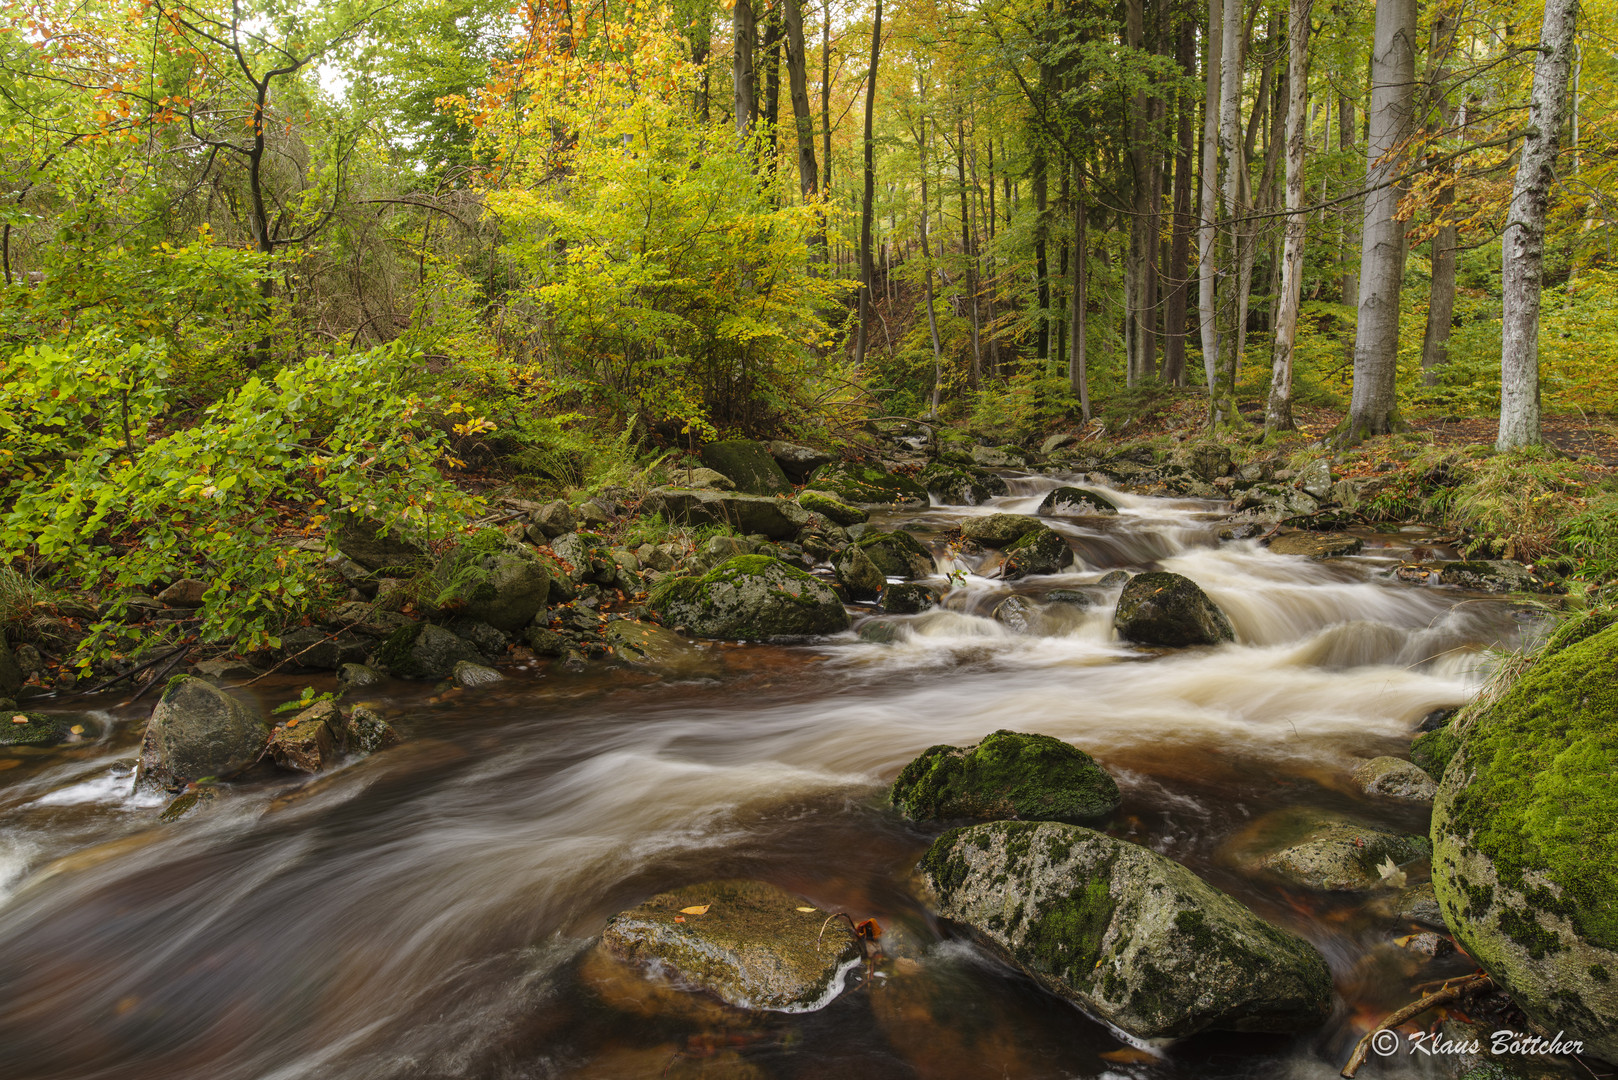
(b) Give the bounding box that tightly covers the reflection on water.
[0,475,1526,1079]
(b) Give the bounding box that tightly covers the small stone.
[528,500,578,539]
[269,707,337,773]
[1353,756,1438,801]
[1096,570,1130,587]
[156,578,209,608]
[191,658,262,683]
[345,705,400,755]
[336,663,385,691]
[451,660,504,688]
[1397,932,1455,958]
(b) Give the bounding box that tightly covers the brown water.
[0,475,1533,1079]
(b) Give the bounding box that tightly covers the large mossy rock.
[375,622,485,679]
[646,489,811,540]
[331,513,425,573]
[766,441,835,484]
[1430,621,1618,1060]
[700,440,793,495]
[649,555,850,640]
[432,533,551,632]
[1038,486,1119,517]
[919,821,1333,1040]
[0,711,67,747]
[919,463,1008,505]
[602,880,861,1012]
[806,462,928,507]
[1002,525,1074,580]
[834,543,886,601]
[1247,810,1432,892]
[135,676,271,790]
[1114,571,1235,647]
[797,489,867,527]
[960,513,1042,548]
[857,530,935,579]
[891,730,1120,824]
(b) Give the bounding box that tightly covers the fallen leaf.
[673,915,686,923]
[69,724,84,735]
[10,715,27,724]
[679,904,711,915]
[795,906,816,913]
[1100,1047,1159,1065]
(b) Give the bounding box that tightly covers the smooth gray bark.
[1071,162,1090,418]
[1420,7,1460,385]
[1197,0,1223,399]
[733,0,757,139]
[853,0,881,368]
[1267,0,1312,433]
[1213,0,1245,423]
[1499,0,1578,449]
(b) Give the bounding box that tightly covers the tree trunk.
[1163,13,1195,386]
[821,0,831,192]
[1213,0,1244,422]
[763,13,782,164]
[957,115,982,387]
[1345,0,1416,441]
[1336,44,1359,364]
[1420,6,1460,385]
[1197,0,1222,395]
[783,0,823,262]
[853,0,881,369]
[1070,160,1090,419]
[1499,0,1577,450]
[1125,0,1155,387]
[1034,138,1050,361]
[916,102,945,418]
[733,0,757,140]
[1267,0,1311,434]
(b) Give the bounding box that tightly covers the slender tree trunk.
[1267,0,1311,434]
[692,12,712,122]
[1164,16,1194,386]
[1070,160,1090,419]
[1420,6,1460,385]
[916,103,944,418]
[733,0,758,140]
[1125,0,1154,387]
[1213,0,1244,423]
[1336,35,1360,364]
[822,0,832,192]
[783,0,823,261]
[1197,0,1222,395]
[853,0,881,368]
[1345,0,1417,441]
[1499,0,1577,449]
[1034,138,1050,361]
[763,14,782,168]
[957,115,982,387]
[985,136,1001,376]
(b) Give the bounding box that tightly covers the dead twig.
[122,645,192,706]
[1341,973,1493,1078]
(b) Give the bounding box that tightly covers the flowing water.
[0,474,1537,1079]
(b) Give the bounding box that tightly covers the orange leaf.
[679,904,711,915]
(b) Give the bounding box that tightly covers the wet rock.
[1002,526,1074,580]
[882,582,939,614]
[1395,883,1446,929]
[135,676,271,790]
[432,534,551,632]
[1419,706,1460,732]
[1230,485,1320,521]
[278,626,369,671]
[1245,810,1431,891]
[524,627,571,657]
[451,660,504,688]
[1354,756,1437,801]
[1437,559,1561,594]
[336,662,385,691]
[1266,532,1365,559]
[1037,486,1119,517]
[0,711,66,747]
[646,489,811,541]
[332,513,425,573]
[1114,571,1235,647]
[159,786,219,823]
[1431,619,1618,1061]
[1296,459,1333,500]
[1096,570,1131,587]
[1398,931,1455,958]
[156,578,208,608]
[268,703,338,773]
[960,513,1042,548]
[648,555,850,641]
[919,463,1007,505]
[1043,588,1092,607]
[528,499,578,539]
[602,621,716,677]
[602,880,861,1012]
[796,489,867,527]
[805,462,928,507]
[919,820,1333,1039]
[346,705,400,754]
[892,730,1120,823]
[577,943,744,1026]
[375,623,485,680]
[191,658,261,683]
[0,629,22,698]
[991,595,1044,635]
[833,543,885,602]
[970,444,1028,469]
[858,621,901,644]
[766,441,835,483]
[856,530,936,579]
[443,618,508,661]
[699,440,793,495]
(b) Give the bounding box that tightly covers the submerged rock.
[1244,810,1431,892]
[375,623,485,680]
[1266,532,1364,559]
[960,514,1042,548]
[891,730,1120,824]
[1002,525,1074,579]
[1353,756,1437,801]
[856,530,935,579]
[1113,572,1235,647]
[919,821,1333,1039]
[648,555,850,641]
[1038,486,1119,517]
[1431,620,1618,1061]
[602,880,860,1012]
[336,663,385,692]
[882,582,940,614]
[0,711,67,747]
[700,439,793,495]
[135,676,271,790]
[451,660,504,688]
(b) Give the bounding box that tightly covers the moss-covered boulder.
[1244,810,1432,892]
[432,532,550,632]
[1002,525,1074,579]
[1412,724,1461,780]
[647,489,811,541]
[700,440,793,495]
[602,879,861,1012]
[1038,486,1119,517]
[331,513,425,573]
[881,582,939,614]
[1430,622,1618,1061]
[375,622,485,679]
[806,462,928,506]
[1437,559,1562,594]
[970,444,1029,469]
[0,711,66,747]
[135,677,271,791]
[857,530,935,579]
[891,730,1120,824]
[960,513,1042,548]
[1266,532,1365,559]
[833,542,886,601]
[797,489,867,527]
[919,821,1333,1039]
[649,555,850,640]
[1114,571,1235,647]
[919,463,1008,506]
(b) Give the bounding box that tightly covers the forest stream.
[0,472,1532,1079]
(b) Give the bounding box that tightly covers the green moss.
[1411,727,1460,781]
[1445,622,1618,950]
[1496,906,1567,960]
[0,711,63,747]
[891,730,1121,823]
[806,463,927,505]
[1591,964,1611,983]
[1026,872,1116,984]
[856,530,935,578]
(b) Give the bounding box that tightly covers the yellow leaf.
[10,715,27,724]
[679,904,710,915]
[795,906,816,913]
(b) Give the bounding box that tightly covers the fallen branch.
[1341,973,1494,1078]
[123,646,192,706]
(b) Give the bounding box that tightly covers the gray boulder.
[919,821,1333,1039]
[451,660,504,688]
[374,623,485,679]
[648,556,849,641]
[919,463,1008,505]
[1114,572,1235,647]
[882,582,939,614]
[797,490,867,527]
[603,879,860,1012]
[1244,809,1431,891]
[1353,756,1437,801]
[1002,526,1074,580]
[856,531,936,579]
[700,440,793,495]
[834,543,886,602]
[528,499,578,539]
[136,677,271,790]
[156,578,208,608]
[433,536,551,632]
[1038,486,1119,517]
[1297,459,1333,499]
[336,663,385,691]
[970,444,1028,469]
[332,514,424,572]
[1266,532,1364,559]
[647,489,810,541]
[961,513,1042,548]
[766,441,835,483]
